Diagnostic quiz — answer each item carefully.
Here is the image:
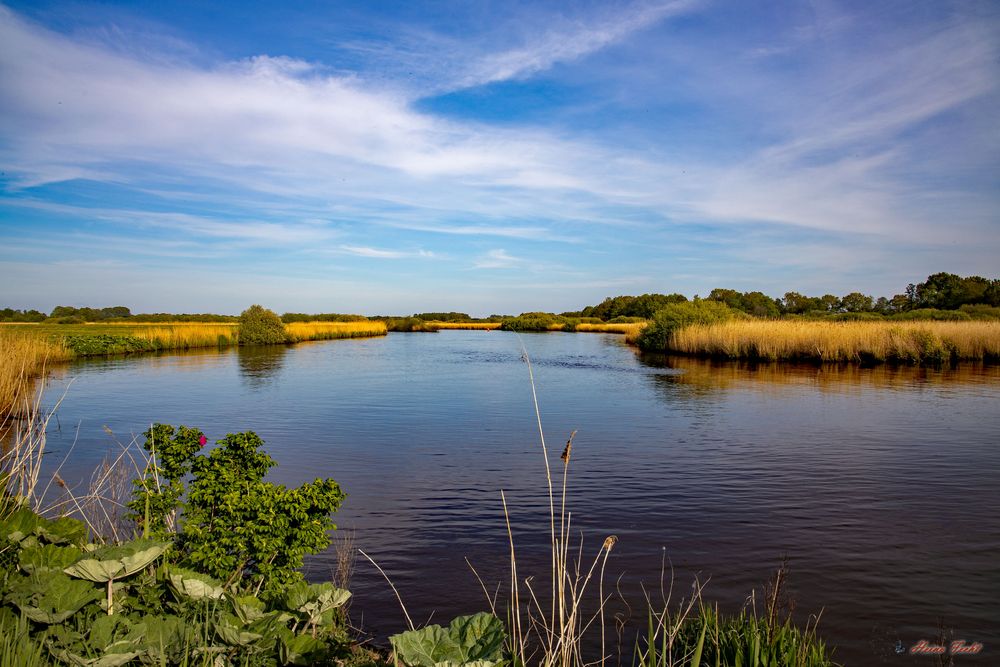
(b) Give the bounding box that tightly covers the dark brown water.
[40,331,1000,664]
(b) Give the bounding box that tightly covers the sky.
[1,0,998,316]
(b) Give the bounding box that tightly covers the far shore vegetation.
[2,270,995,665]
[3,271,1000,420]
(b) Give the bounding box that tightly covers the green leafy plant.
[180,430,346,595]
[637,301,741,351]
[389,613,506,667]
[63,539,169,615]
[127,425,346,596]
[1,505,358,666]
[127,424,205,537]
[238,305,288,345]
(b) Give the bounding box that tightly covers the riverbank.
[0,321,387,422]
[658,319,1000,363]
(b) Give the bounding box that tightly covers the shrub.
[128,425,346,596]
[891,308,972,321]
[62,334,149,356]
[238,305,288,345]
[383,317,438,332]
[637,300,739,351]
[499,312,564,331]
[959,304,1000,320]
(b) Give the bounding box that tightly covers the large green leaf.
[390,624,463,667]
[50,647,141,667]
[0,506,39,543]
[449,613,505,663]
[281,581,351,628]
[390,613,506,667]
[35,516,87,546]
[64,540,169,582]
[279,633,326,666]
[137,615,194,659]
[214,612,265,647]
[19,543,83,575]
[5,572,101,624]
[167,566,226,600]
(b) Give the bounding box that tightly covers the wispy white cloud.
[338,245,435,259]
[473,249,522,269]
[453,0,697,90]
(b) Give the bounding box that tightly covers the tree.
[840,292,874,313]
[238,305,287,345]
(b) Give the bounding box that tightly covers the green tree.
[238,305,287,345]
[840,292,874,313]
[637,300,738,351]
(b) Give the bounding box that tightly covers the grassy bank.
[0,331,71,421]
[575,321,647,335]
[428,321,501,330]
[667,320,1000,363]
[0,321,387,422]
[284,320,387,342]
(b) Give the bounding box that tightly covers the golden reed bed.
[0,331,71,420]
[575,322,647,335]
[428,321,501,330]
[284,320,387,341]
[669,320,1000,362]
[0,321,387,419]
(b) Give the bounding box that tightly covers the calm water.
[39,331,1000,664]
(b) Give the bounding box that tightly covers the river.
[39,331,1000,664]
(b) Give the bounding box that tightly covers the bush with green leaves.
[238,304,288,345]
[128,424,346,597]
[499,312,564,332]
[637,300,741,351]
[0,505,355,666]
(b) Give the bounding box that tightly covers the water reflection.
[237,345,288,389]
[640,353,1000,399]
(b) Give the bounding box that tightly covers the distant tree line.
[0,305,236,323]
[574,273,999,320]
[4,273,996,327]
[0,305,132,323]
[280,312,369,323]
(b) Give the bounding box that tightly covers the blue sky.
[1,0,997,316]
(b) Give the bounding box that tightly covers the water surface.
[41,331,1000,664]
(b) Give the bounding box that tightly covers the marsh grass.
[671,320,1000,363]
[428,321,501,330]
[285,320,388,342]
[0,329,70,424]
[575,322,648,335]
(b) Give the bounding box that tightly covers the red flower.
[198,435,207,447]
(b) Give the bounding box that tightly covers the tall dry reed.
[132,324,238,349]
[576,322,648,335]
[670,320,1000,363]
[284,320,387,342]
[0,329,71,423]
[428,322,501,330]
